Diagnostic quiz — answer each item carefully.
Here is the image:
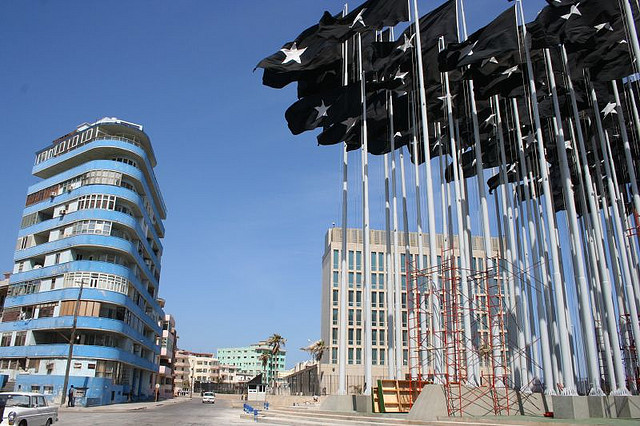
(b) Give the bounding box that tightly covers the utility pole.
[60,278,86,406]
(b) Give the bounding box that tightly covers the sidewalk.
[58,396,189,413]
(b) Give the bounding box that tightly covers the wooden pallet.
[374,379,417,413]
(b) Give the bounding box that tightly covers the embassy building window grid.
[1,118,167,406]
[319,228,501,394]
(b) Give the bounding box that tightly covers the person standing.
[68,385,75,407]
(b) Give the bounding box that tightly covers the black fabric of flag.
[285,84,361,135]
[256,11,342,74]
[316,0,409,41]
[438,6,518,71]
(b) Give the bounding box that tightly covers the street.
[59,396,252,426]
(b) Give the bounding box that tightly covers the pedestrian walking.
[68,385,75,407]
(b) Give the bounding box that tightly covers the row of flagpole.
[338,0,640,397]
[255,0,640,398]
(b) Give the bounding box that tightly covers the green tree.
[266,334,286,390]
[258,352,270,384]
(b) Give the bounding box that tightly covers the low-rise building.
[217,340,286,385]
[158,303,176,400]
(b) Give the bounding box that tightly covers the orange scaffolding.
[406,253,512,416]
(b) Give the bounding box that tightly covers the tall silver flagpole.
[612,81,640,220]
[411,0,443,380]
[442,40,478,386]
[516,0,575,394]
[543,48,602,394]
[356,31,373,396]
[385,87,397,379]
[511,99,552,389]
[338,4,349,395]
[493,96,527,390]
[399,142,412,376]
[589,84,640,371]
[621,0,640,74]
[559,44,628,394]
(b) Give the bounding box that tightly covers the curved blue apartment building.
[3,118,166,406]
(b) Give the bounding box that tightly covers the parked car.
[0,392,58,425]
[201,392,215,404]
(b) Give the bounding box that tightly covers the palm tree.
[258,352,270,386]
[266,334,286,390]
[301,340,328,363]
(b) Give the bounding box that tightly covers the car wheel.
[46,420,52,426]
[18,421,26,426]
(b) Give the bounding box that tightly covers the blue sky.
[0,0,546,367]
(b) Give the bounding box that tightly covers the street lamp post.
[60,278,87,406]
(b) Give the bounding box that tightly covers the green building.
[217,340,286,385]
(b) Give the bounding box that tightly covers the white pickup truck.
[0,392,58,426]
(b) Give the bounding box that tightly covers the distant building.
[217,340,286,385]
[1,118,167,405]
[173,350,190,396]
[158,301,177,400]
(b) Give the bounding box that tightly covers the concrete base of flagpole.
[319,394,359,413]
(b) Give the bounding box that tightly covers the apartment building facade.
[1,118,167,405]
[158,307,177,399]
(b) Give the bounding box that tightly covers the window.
[372,330,377,345]
[348,309,354,326]
[356,251,361,271]
[112,157,138,168]
[355,348,362,365]
[380,349,386,366]
[356,273,362,288]
[348,328,354,345]
[333,271,339,288]
[333,250,339,269]
[402,292,407,308]
[372,349,378,365]
[331,348,338,364]
[348,272,354,289]
[356,329,362,345]
[379,310,385,326]
[14,332,26,346]
[378,292,385,308]
[371,252,377,272]
[379,253,384,271]
[77,194,116,211]
[332,328,338,345]
[83,170,122,186]
[356,291,361,307]
[348,251,354,270]
[379,330,385,346]
[371,291,377,307]
[356,310,362,326]
[348,291,354,307]
[72,220,113,237]
[401,254,406,272]
[348,348,354,364]
[371,274,377,290]
[332,290,338,307]
[372,311,377,326]
[0,334,11,347]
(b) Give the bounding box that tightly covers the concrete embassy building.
[319,227,501,394]
[2,118,167,405]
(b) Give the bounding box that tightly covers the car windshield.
[0,394,30,408]
[203,392,214,396]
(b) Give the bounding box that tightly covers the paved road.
[59,397,253,425]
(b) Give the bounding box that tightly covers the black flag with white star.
[285,83,361,135]
[256,11,342,74]
[438,6,518,71]
[316,0,410,41]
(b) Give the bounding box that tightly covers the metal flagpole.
[399,141,412,376]
[559,44,628,394]
[493,96,527,390]
[385,88,396,379]
[356,31,373,396]
[543,48,603,395]
[589,83,640,371]
[612,81,640,220]
[411,0,443,380]
[442,39,478,386]
[516,0,575,394]
[511,99,553,390]
[338,4,350,394]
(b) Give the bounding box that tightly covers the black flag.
[438,6,518,71]
[317,0,410,41]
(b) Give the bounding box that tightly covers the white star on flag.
[594,22,613,32]
[481,57,499,67]
[315,101,331,120]
[619,39,628,44]
[484,113,496,127]
[561,3,581,20]
[565,139,573,150]
[461,41,478,58]
[342,117,358,131]
[397,34,415,53]
[501,65,518,78]
[280,43,307,64]
[350,9,366,29]
[601,102,617,117]
[394,70,408,83]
